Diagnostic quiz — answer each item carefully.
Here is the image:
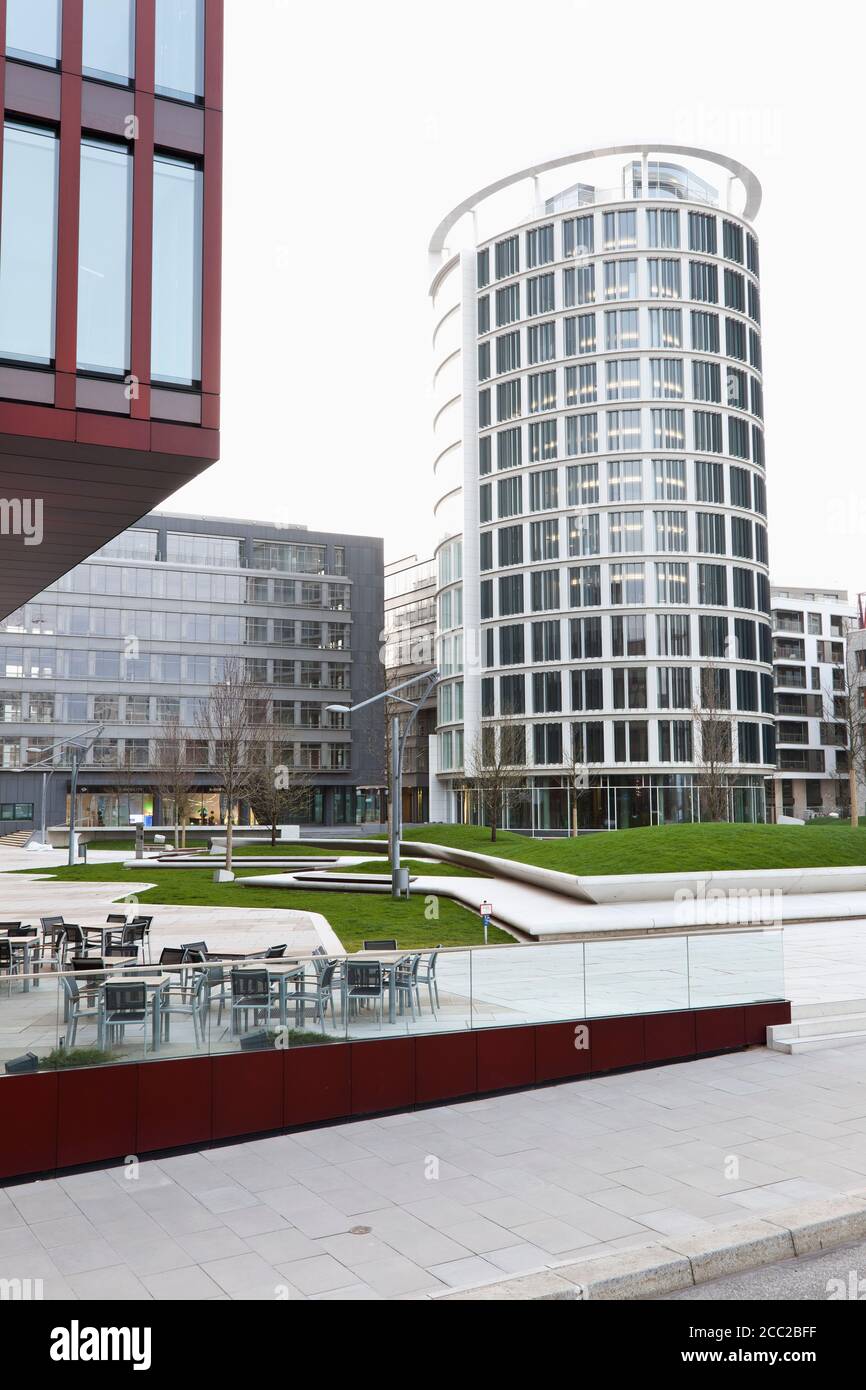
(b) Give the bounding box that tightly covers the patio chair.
[182,952,229,1024]
[35,917,66,976]
[229,969,275,1038]
[287,961,338,1033]
[100,982,151,1050]
[129,916,154,962]
[5,924,36,937]
[393,953,422,1021]
[248,944,288,961]
[415,948,441,1013]
[159,947,186,966]
[67,957,105,1012]
[119,922,147,956]
[362,938,397,951]
[0,922,22,932]
[344,960,385,1028]
[159,969,209,1047]
[60,974,101,1047]
[61,925,87,959]
[0,939,19,996]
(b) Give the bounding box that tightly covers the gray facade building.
[0,512,386,834]
[384,555,437,822]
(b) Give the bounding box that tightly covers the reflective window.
[77,139,133,374]
[155,0,204,102]
[83,0,135,84]
[0,123,59,365]
[151,154,203,385]
[6,0,61,67]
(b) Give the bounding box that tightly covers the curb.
[430,1193,866,1301]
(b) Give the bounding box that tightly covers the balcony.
[777,749,826,773]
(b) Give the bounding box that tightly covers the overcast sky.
[165,0,865,602]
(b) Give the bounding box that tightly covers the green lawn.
[87,839,338,858]
[323,859,469,878]
[13,863,508,953]
[389,821,866,876]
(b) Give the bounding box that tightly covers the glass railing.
[0,928,785,1076]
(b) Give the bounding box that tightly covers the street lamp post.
[328,669,439,900]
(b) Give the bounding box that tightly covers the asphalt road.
[661,1238,866,1300]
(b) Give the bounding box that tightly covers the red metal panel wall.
[284,1042,352,1127]
[56,1063,138,1168]
[414,1032,478,1103]
[137,1056,213,1153]
[0,1071,58,1179]
[211,1050,284,1141]
[476,1025,535,1093]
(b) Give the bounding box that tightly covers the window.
[729,466,752,509]
[572,721,604,763]
[497,474,522,518]
[496,378,520,421]
[647,208,680,248]
[532,671,562,713]
[566,363,597,406]
[497,525,522,567]
[6,0,61,65]
[738,721,760,764]
[83,0,136,83]
[490,431,517,476]
[527,273,554,316]
[495,235,519,279]
[498,573,523,616]
[528,321,555,364]
[495,284,520,326]
[728,416,750,460]
[478,389,491,428]
[77,140,133,374]
[530,519,559,561]
[152,154,203,385]
[526,224,554,268]
[528,371,556,413]
[533,723,563,765]
[724,268,745,312]
[689,260,718,303]
[478,296,490,334]
[658,719,693,763]
[688,211,717,254]
[612,667,648,710]
[479,483,492,524]
[570,615,603,659]
[155,0,204,103]
[657,613,691,656]
[614,721,648,762]
[529,469,558,511]
[691,310,719,353]
[696,459,724,503]
[648,258,681,299]
[563,264,595,306]
[611,613,646,656]
[607,410,641,452]
[567,462,599,506]
[697,512,725,554]
[654,510,687,552]
[651,408,684,450]
[499,624,524,665]
[698,563,727,606]
[603,259,637,300]
[653,458,686,501]
[567,313,596,355]
[0,123,59,365]
[650,358,683,400]
[606,359,640,400]
[563,215,594,257]
[693,410,723,453]
[478,341,490,381]
[602,210,636,249]
[658,667,692,709]
[568,512,600,557]
[733,567,755,609]
[531,569,560,612]
[649,307,682,348]
[726,316,747,360]
[748,281,761,324]
[692,360,721,402]
[476,249,489,289]
[699,613,728,657]
[531,621,560,662]
[731,515,753,559]
[500,673,525,714]
[604,309,638,351]
[723,219,744,263]
[496,331,520,373]
[566,413,597,456]
[747,234,760,276]
[529,419,558,461]
[569,565,602,607]
[607,459,642,501]
[655,561,689,604]
[609,562,644,605]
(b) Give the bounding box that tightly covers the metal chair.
[393,953,422,1020]
[0,939,19,996]
[60,974,102,1046]
[35,917,66,978]
[130,916,154,962]
[363,938,397,951]
[288,961,338,1033]
[229,969,275,1037]
[159,969,209,1048]
[415,948,441,1013]
[344,960,385,1027]
[100,982,151,1050]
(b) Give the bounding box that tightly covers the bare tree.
[196,659,261,872]
[564,732,590,838]
[463,718,525,842]
[247,736,315,846]
[154,713,196,849]
[694,663,735,823]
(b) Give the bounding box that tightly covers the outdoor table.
[102,973,170,1053]
[6,937,36,993]
[346,950,407,1025]
[233,960,304,1029]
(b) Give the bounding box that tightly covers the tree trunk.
[850,766,859,830]
[226,814,233,872]
[174,814,179,851]
[271,819,277,847]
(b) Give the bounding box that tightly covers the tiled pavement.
[9,1040,866,1299]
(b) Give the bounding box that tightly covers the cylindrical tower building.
[428,145,773,831]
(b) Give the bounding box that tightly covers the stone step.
[791,998,866,1021]
[769,1028,866,1055]
[771,1013,866,1042]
